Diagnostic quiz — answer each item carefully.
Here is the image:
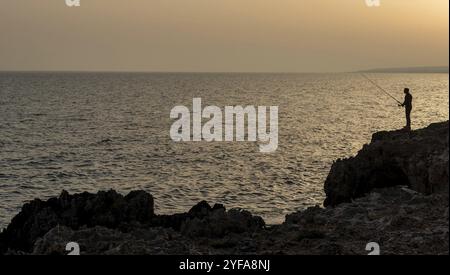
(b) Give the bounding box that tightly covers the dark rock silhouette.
[0,190,154,253]
[180,207,265,238]
[0,193,264,254]
[324,121,449,206]
[28,187,449,255]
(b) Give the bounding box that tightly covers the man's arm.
[399,95,407,107]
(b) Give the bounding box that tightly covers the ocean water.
[0,72,448,228]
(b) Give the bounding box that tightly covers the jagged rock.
[0,193,265,254]
[324,121,449,206]
[0,190,154,253]
[31,226,192,255]
[27,201,264,255]
[281,186,449,255]
[181,207,265,238]
[2,187,448,255]
[148,201,226,231]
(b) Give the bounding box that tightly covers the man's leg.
[406,108,411,129]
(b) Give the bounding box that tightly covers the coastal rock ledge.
[0,121,448,255]
[324,121,449,206]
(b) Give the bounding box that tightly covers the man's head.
[404,88,410,94]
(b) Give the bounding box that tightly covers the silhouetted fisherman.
[399,88,413,130]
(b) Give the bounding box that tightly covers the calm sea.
[0,72,448,228]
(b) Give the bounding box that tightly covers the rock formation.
[0,191,264,254]
[0,190,155,253]
[26,187,449,255]
[324,121,449,206]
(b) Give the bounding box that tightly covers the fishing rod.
[361,74,402,105]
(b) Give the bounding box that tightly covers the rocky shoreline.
[0,121,448,255]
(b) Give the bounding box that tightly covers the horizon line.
[0,66,448,75]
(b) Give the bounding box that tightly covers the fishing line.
[361,74,402,105]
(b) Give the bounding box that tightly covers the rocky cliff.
[324,121,449,206]
[0,190,263,254]
[3,186,446,255]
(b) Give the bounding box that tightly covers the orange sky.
[0,0,448,72]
